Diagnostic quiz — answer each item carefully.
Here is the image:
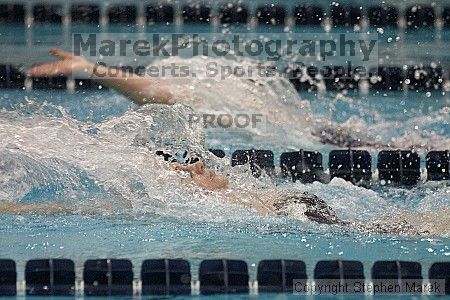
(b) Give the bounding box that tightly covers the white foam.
[0,56,449,237]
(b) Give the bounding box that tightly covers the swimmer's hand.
[27,48,93,78]
[27,48,173,106]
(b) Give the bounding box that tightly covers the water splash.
[0,56,449,237]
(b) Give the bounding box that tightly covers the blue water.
[0,17,450,299]
[0,89,448,282]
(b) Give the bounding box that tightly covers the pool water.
[0,88,448,291]
[0,14,450,299]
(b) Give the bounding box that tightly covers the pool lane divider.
[378,150,421,185]
[280,149,323,183]
[83,259,134,296]
[329,150,372,185]
[426,150,450,181]
[1,259,449,296]
[25,259,75,296]
[0,2,447,30]
[257,260,307,293]
[0,64,110,91]
[211,148,450,186]
[141,259,191,295]
[0,63,447,92]
[0,259,16,296]
[0,64,447,188]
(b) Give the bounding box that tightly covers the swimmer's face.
[192,161,206,175]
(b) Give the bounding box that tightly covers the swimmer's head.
[191,161,206,175]
[189,160,229,190]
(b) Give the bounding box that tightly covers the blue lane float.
[209,149,226,159]
[1,2,449,33]
[256,4,286,26]
[1,259,450,296]
[367,5,399,27]
[287,63,443,92]
[70,4,100,24]
[107,5,137,24]
[280,150,323,183]
[314,260,365,293]
[406,65,443,91]
[32,76,67,90]
[294,5,323,26]
[406,5,435,29]
[329,150,372,185]
[226,148,449,186]
[429,262,450,295]
[83,259,134,296]
[199,259,249,294]
[330,5,362,27]
[257,259,307,293]
[182,4,211,24]
[426,151,450,181]
[25,259,75,296]
[33,4,63,24]
[219,4,248,25]
[378,150,421,185]
[0,4,24,24]
[231,149,275,178]
[141,259,191,296]
[74,78,106,90]
[146,4,174,24]
[0,259,16,296]
[444,7,450,27]
[0,64,24,89]
[372,260,423,294]
[369,66,404,91]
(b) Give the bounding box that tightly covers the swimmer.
[28,49,381,149]
[169,160,340,222]
[1,191,439,237]
[169,159,340,226]
[169,159,449,236]
[27,48,174,105]
[24,49,447,237]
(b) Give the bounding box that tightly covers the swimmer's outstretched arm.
[27,48,173,105]
[0,202,71,214]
